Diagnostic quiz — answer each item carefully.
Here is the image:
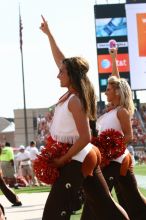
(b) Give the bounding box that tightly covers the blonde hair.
[108,76,135,116]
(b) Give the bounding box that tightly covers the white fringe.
[51,134,79,144]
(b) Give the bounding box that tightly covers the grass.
[134,163,146,176]
[71,210,82,220]
[13,185,51,194]
[0,185,51,195]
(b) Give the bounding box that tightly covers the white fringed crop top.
[50,94,92,162]
[96,108,122,134]
[50,94,79,144]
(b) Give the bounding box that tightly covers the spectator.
[0,142,18,189]
[0,163,22,207]
[0,204,5,220]
[0,143,22,207]
[26,141,39,186]
[16,145,33,186]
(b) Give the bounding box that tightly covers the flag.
[19,6,23,50]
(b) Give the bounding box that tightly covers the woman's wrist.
[62,155,72,164]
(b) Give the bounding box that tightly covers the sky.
[0,0,145,118]
[0,0,99,118]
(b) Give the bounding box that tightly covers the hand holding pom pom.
[92,129,126,167]
[33,136,71,185]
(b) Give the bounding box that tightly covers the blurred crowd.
[0,141,45,188]
[140,105,146,129]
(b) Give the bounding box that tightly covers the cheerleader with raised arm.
[96,48,146,220]
[38,15,129,220]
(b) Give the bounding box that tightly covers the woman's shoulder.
[117,106,130,118]
[68,94,82,111]
[117,106,128,112]
[69,94,80,101]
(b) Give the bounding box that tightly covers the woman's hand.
[110,48,120,78]
[109,48,117,59]
[40,15,50,35]
[49,156,71,168]
[39,14,65,67]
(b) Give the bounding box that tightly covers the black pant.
[81,166,129,220]
[42,160,84,220]
[102,161,146,220]
[43,161,129,220]
[0,176,20,204]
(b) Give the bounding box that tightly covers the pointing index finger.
[41,15,46,22]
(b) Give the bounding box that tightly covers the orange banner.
[136,13,146,57]
[98,54,130,74]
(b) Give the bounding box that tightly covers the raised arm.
[109,48,120,78]
[40,15,65,68]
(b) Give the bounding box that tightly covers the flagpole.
[19,5,28,146]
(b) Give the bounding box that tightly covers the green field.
[134,163,146,176]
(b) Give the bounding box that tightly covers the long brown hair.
[63,57,97,120]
